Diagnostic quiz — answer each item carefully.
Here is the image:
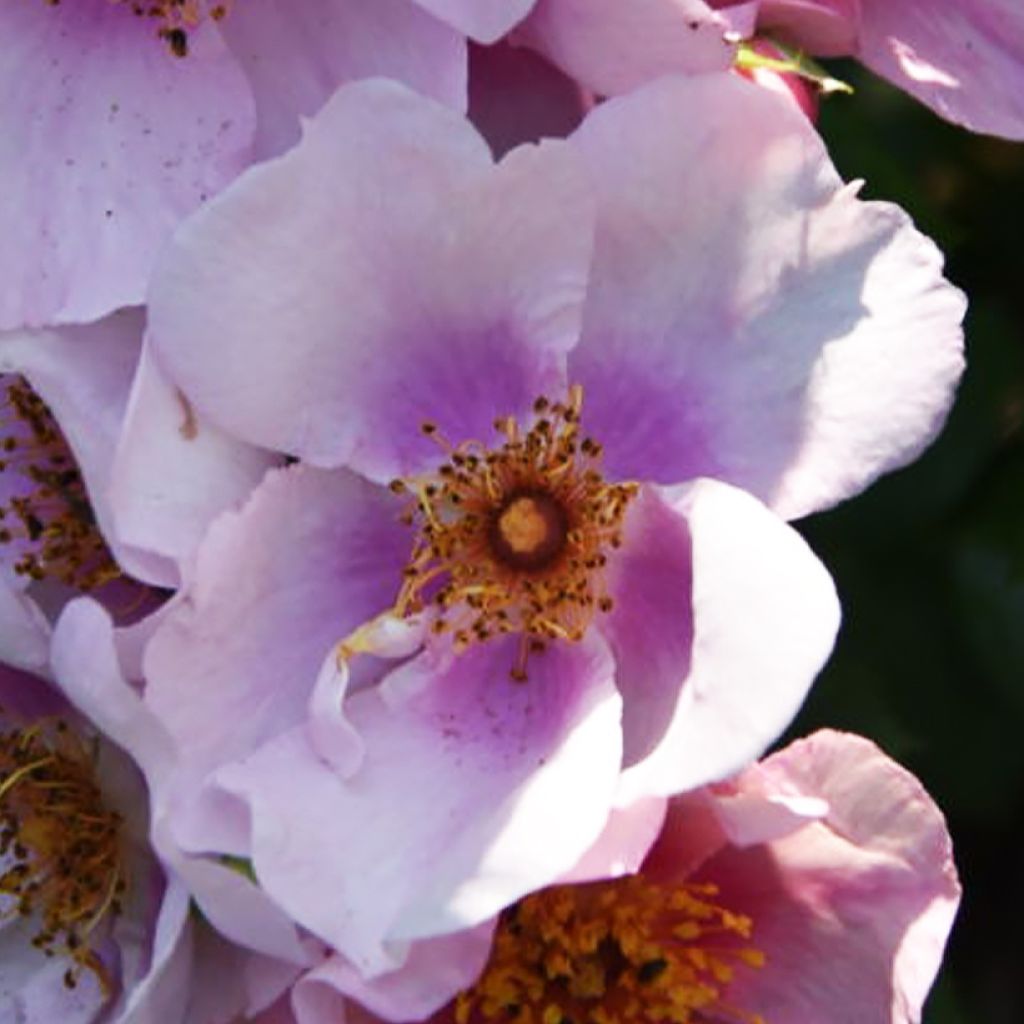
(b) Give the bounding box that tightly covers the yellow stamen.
[0,376,120,592]
[41,0,236,57]
[0,717,126,996]
[392,387,638,680]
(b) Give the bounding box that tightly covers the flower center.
[392,386,638,680]
[0,717,126,995]
[453,875,765,1024]
[0,376,120,592]
[490,491,568,571]
[41,0,234,57]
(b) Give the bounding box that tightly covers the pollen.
[41,0,235,57]
[0,376,120,592]
[454,875,766,1024]
[0,716,127,995]
[392,386,639,680]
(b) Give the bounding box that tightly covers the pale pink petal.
[598,486,693,767]
[215,634,622,973]
[561,797,668,884]
[412,0,537,43]
[468,41,588,159]
[293,926,494,1024]
[698,731,960,1024]
[0,1,253,329]
[618,479,839,802]
[516,0,736,95]
[150,80,592,481]
[221,0,466,157]
[568,74,964,517]
[857,0,1024,140]
[143,463,408,777]
[110,339,278,571]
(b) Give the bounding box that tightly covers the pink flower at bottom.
[263,730,958,1024]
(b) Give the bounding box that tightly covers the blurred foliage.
[788,64,1024,1024]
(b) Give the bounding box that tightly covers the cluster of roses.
[2,1,1019,1022]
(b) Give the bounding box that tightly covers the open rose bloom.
[238,730,959,1024]
[71,67,965,993]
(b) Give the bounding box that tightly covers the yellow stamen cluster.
[42,0,234,57]
[0,376,120,592]
[392,386,639,680]
[0,717,126,994]
[455,875,766,1024]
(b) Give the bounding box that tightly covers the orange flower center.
[0,717,126,995]
[453,875,766,1024]
[392,386,638,680]
[0,376,119,592]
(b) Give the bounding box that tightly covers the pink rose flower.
[239,730,960,1024]
[0,0,469,331]
[120,73,964,980]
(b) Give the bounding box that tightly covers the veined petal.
[618,479,840,802]
[216,634,622,973]
[0,0,253,328]
[149,79,593,480]
[568,74,964,518]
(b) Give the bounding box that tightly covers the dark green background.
[791,64,1024,1024]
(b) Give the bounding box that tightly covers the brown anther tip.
[420,422,438,435]
[388,479,406,494]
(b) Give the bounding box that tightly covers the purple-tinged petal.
[150,79,593,480]
[0,1,253,329]
[221,0,466,157]
[618,479,839,802]
[110,339,278,572]
[568,74,965,517]
[293,926,494,1024]
[51,596,175,780]
[0,583,50,672]
[599,485,693,768]
[216,634,621,973]
[412,0,537,43]
[857,0,1024,140]
[516,0,736,95]
[144,463,408,777]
